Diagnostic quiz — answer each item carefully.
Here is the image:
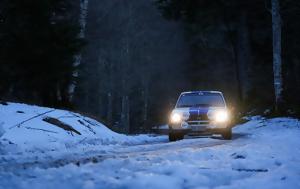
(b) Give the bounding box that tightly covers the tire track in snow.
[0,137,229,172]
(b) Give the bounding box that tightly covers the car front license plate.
[191,126,207,131]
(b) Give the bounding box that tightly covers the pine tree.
[0,0,83,107]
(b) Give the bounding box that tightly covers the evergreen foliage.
[0,0,300,134]
[156,0,300,115]
[0,0,82,107]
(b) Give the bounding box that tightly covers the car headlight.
[215,110,229,123]
[170,113,182,124]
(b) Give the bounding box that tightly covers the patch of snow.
[0,122,4,138]
[0,103,166,154]
[0,105,300,189]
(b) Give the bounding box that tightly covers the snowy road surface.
[1,103,300,189]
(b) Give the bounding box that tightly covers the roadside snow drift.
[0,102,164,152]
[0,103,300,189]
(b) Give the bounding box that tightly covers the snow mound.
[1,116,300,189]
[0,102,163,152]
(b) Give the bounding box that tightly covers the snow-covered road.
[1,135,229,172]
[1,118,300,189]
[1,103,300,189]
[1,135,234,188]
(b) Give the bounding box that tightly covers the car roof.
[181,91,222,95]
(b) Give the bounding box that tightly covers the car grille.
[188,114,209,121]
[188,121,209,126]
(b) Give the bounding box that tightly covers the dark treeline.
[74,0,188,133]
[0,0,299,133]
[157,0,300,112]
[0,0,82,107]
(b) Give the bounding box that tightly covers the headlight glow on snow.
[170,113,182,123]
[215,110,229,123]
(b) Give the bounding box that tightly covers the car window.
[176,93,225,108]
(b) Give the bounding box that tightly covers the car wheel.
[222,129,232,140]
[177,133,184,140]
[169,132,184,142]
[169,132,177,141]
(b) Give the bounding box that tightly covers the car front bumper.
[168,121,229,134]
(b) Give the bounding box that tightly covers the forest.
[0,0,300,133]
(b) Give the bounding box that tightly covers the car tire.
[177,133,184,140]
[169,132,177,141]
[222,129,232,140]
[169,132,184,142]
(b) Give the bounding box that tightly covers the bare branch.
[9,109,56,129]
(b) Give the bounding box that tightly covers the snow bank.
[0,102,164,153]
[1,116,300,189]
[0,122,4,137]
[1,104,300,189]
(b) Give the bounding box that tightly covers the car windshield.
[176,93,225,108]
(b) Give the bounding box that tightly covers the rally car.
[168,91,232,141]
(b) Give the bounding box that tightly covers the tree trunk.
[232,44,243,103]
[69,0,89,102]
[121,95,130,133]
[222,11,243,103]
[293,58,300,94]
[236,10,252,101]
[142,77,149,129]
[120,0,131,133]
[107,92,113,126]
[107,61,113,126]
[271,0,283,112]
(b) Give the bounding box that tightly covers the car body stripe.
[189,107,209,115]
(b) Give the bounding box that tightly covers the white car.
[168,91,232,141]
